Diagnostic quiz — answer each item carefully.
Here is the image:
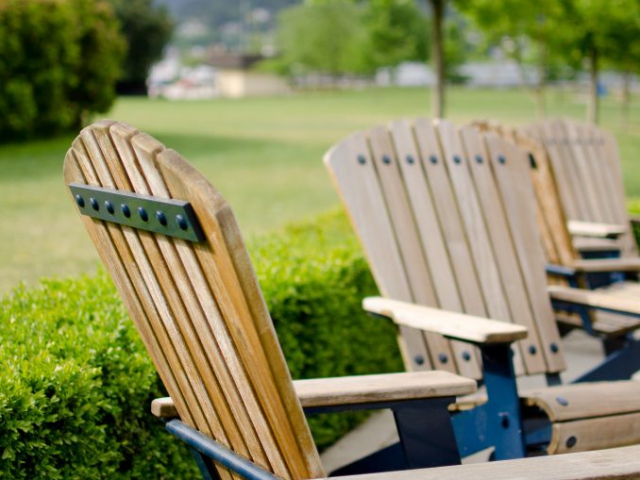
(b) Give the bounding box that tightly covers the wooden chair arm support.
[548,285,640,317]
[153,372,476,417]
[363,297,527,344]
[567,220,627,239]
[571,258,640,273]
[323,445,640,479]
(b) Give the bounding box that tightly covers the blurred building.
[206,53,290,98]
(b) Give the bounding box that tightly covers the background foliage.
[0,0,125,141]
[0,209,402,477]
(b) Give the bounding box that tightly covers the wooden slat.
[550,412,640,454]
[322,445,640,479]
[155,149,323,479]
[434,120,528,375]
[563,120,608,222]
[460,125,548,374]
[388,119,481,377]
[521,381,640,422]
[537,120,584,220]
[483,133,566,373]
[324,132,434,371]
[576,122,618,222]
[366,125,457,373]
[294,371,476,408]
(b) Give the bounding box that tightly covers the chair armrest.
[546,263,577,278]
[363,297,527,344]
[294,371,476,408]
[548,285,640,316]
[153,371,477,416]
[567,220,627,238]
[152,397,179,418]
[573,236,621,253]
[571,258,640,273]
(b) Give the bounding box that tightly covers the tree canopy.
[108,0,174,94]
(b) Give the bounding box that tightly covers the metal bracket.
[69,183,204,242]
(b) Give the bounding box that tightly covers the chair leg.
[573,335,640,382]
[451,343,526,460]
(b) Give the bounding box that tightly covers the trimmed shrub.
[0,209,402,477]
[0,0,125,141]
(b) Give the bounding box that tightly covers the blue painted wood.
[572,336,640,382]
[305,397,461,472]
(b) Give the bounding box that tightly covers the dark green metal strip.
[69,183,204,242]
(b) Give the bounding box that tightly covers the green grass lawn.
[2,86,640,293]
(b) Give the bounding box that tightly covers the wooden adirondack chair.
[523,119,638,258]
[487,123,640,379]
[324,117,640,460]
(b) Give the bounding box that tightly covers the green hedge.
[0,209,402,478]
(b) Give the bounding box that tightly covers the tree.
[109,0,174,95]
[0,0,125,141]
[360,0,430,73]
[276,1,368,80]
[456,0,567,118]
[429,0,446,117]
[548,0,640,124]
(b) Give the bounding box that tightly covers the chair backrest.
[524,119,637,258]
[480,123,578,270]
[63,120,324,480]
[324,118,565,381]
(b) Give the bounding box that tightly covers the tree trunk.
[621,70,631,130]
[587,46,599,125]
[534,45,547,119]
[430,0,445,118]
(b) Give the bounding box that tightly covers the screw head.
[462,351,472,362]
[498,155,507,164]
[382,155,392,165]
[453,155,462,164]
[556,396,569,407]
[529,345,537,355]
[550,343,559,353]
[121,204,131,218]
[105,201,115,215]
[429,155,438,164]
[566,436,577,448]
[90,198,99,211]
[156,211,167,226]
[414,355,425,366]
[357,155,366,165]
[438,353,448,364]
[500,413,510,429]
[138,207,148,222]
[406,155,415,165]
[176,215,188,231]
[75,195,85,208]
[475,155,483,164]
